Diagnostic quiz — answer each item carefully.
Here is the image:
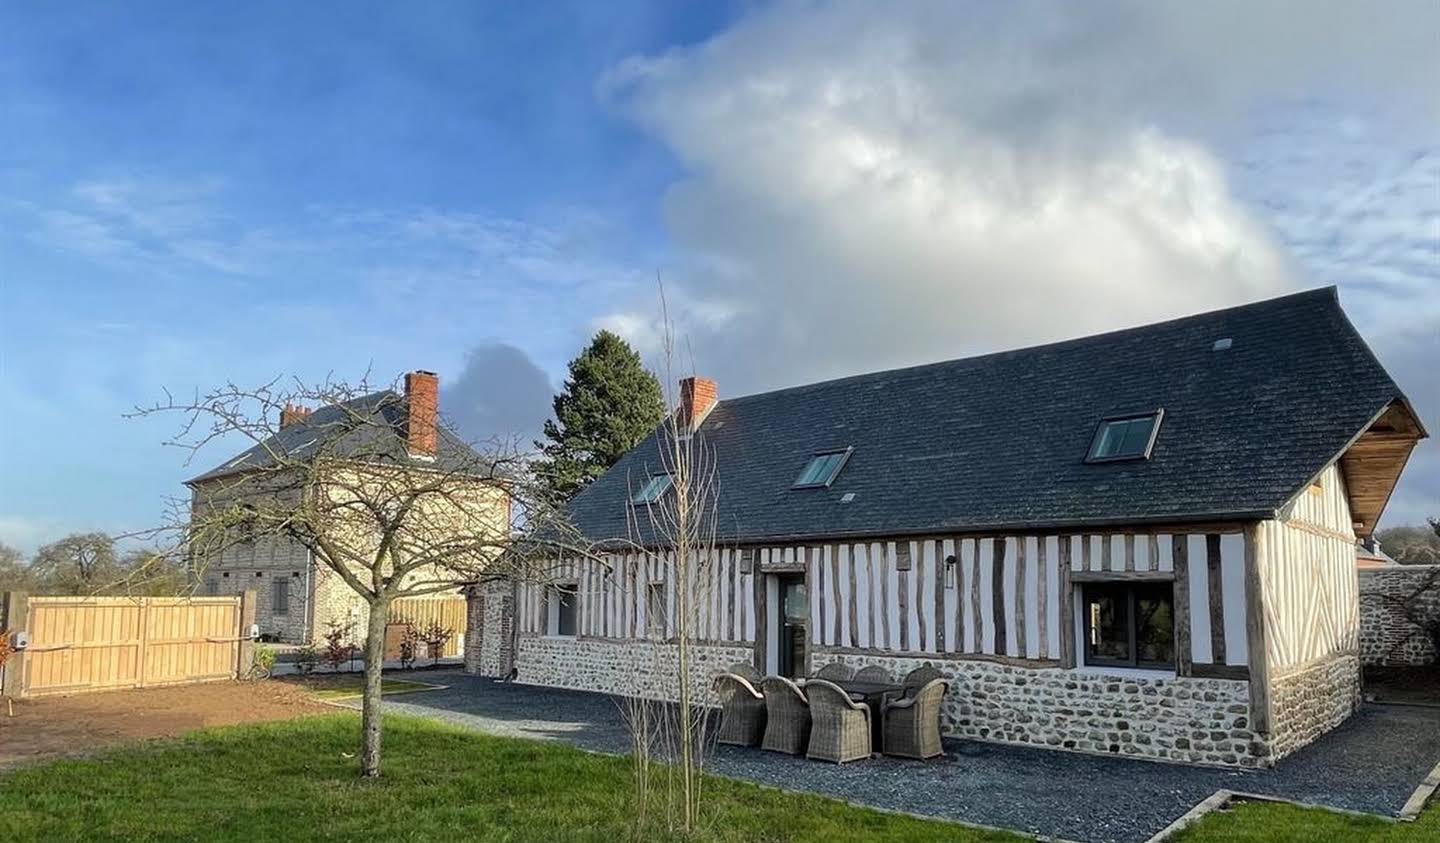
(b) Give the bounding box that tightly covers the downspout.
[304,547,314,645]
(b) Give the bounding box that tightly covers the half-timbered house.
[466,288,1426,768]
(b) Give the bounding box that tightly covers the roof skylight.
[631,473,673,505]
[1086,411,1164,463]
[793,447,853,489]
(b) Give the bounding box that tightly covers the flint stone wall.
[815,649,1267,768]
[1359,566,1440,666]
[512,635,754,703]
[1267,652,1361,761]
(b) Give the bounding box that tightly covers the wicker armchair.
[882,678,948,759]
[854,665,892,684]
[713,672,767,747]
[901,664,944,693]
[813,662,854,682]
[805,679,872,764]
[760,676,812,755]
[729,662,764,685]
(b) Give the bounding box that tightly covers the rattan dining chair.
[760,676,812,755]
[882,677,948,760]
[853,665,893,684]
[729,661,764,685]
[804,679,873,764]
[813,662,855,682]
[713,671,767,747]
[900,664,944,694]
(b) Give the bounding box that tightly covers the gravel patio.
[337,670,1440,843]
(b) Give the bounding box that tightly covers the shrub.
[252,644,277,677]
[293,644,320,675]
[421,622,454,665]
[323,620,357,672]
[399,624,420,670]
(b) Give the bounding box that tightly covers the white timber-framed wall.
[1252,463,1362,760]
[494,465,1364,768]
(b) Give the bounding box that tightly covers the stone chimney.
[678,376,718,432]
[404,370,439,458]
[279,402,312,429]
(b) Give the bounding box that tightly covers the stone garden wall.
[1359,566,1440,667]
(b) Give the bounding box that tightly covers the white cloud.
[600,0,1438,523]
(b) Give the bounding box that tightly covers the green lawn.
[0,714,1019,842]
[2,713,1435,842]
[1174,799,1440,842]
[304,678,442,700]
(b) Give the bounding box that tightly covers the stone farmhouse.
[467,287,1426,769]
[190,371,505,644]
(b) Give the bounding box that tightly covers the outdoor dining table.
[801,678,904,753]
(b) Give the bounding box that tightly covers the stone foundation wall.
[815,650,1267,768]
[514,635,753,703]
[1267,652,1361,761]
[1359,566,1440,666]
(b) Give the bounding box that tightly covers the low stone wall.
[1359,566,1440,666]
[815,650,1266,768]
[513,635,754,703]
[1267,652,1361,761]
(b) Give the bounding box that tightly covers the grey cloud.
[442,344,554,450]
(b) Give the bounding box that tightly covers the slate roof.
[187,390,482,485]
[566,287,1418,546]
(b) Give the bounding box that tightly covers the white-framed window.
[546,585,577,637]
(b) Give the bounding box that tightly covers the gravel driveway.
[341,670,1440,843]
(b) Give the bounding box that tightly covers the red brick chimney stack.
[678,376,718,432]
[279,402,312,428]
[404,370,439,458]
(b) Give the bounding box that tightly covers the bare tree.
[622,287,721,834]
[131,374,593,777]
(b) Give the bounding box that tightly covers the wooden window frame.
[1085,410,1165,464]
[1081,581,1176,670]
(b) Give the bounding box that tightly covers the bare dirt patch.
[0,680,335,770]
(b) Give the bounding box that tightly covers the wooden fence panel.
[387,596,467,658]
[21,596,242,697]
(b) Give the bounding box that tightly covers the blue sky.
[1,2,1436,552]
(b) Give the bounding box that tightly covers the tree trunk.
[360,595,390,777]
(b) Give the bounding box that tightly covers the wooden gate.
[19,596,247,697]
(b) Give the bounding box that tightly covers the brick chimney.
[404,370,439,458]
[678,376,718,432]
[279,402,312,429]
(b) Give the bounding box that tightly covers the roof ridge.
[713,285,1336,407]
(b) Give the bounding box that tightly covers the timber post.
[237,590,257,678]
[1,591,29,699]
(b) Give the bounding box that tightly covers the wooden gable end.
[1338,401,1426,539]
